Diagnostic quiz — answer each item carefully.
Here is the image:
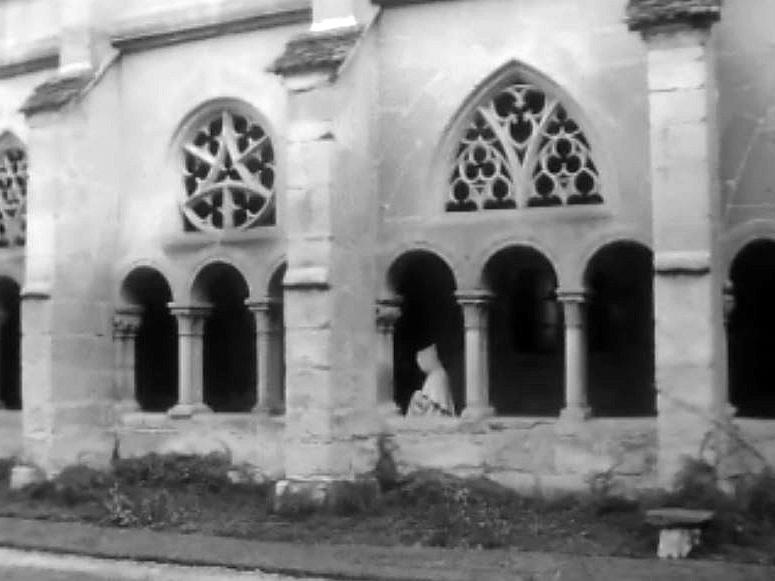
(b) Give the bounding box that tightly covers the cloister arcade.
[380,239,657,421]
[113,261,286,418]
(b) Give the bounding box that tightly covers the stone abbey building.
[0,0,773,493]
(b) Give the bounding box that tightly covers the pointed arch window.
[0,136,27,247]
[448,76,602,212]
[182,109,275,232]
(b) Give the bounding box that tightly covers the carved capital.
[455,290,492,330]
[168,303,212,337]
[246,297,281,334]
[376,297,402,333]
[556,290,588,329]
[112,308,143,339]
[723,279,735,323]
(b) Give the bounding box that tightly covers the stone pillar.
[628,1,725,487]
[376,297,402,416]
[112,308,142,414]
[59,0,98,75]
[456,291,494,420]
[168,305,211,418]
[270,15,380,511]
[247,299,283,414]
[557,291,591,422]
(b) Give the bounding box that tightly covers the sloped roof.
[626,0,721,31]
[20,72,94,116]
[270,26,363,77]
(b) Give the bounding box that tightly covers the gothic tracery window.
[182,109,275,232]
[0,145,27,246]
[448,77,602,212]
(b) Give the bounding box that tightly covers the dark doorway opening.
[0,277,20,410]
[728,240,775,418]
[484,247,562,415]
[389,252,463,414]
[195,263,255,412]
[121,268,177,412]
[585,242,655,416]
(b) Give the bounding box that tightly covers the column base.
[461,405,495,421]
[273,477,380,515]
[559,406,591,424]
[167,403,212,419]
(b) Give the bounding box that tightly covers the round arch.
[727,239,775,418]
[584,240,655,417]
[387,249,464,413]
[119,266,177,412]
[191,261,255,412]
[482,245,562,416]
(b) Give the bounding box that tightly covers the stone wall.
[376,0,650,291]
[388,416,657,494]
[117,413,284,478]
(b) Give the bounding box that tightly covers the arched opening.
[585,242,655,416]
[267,263,286,412]
[121,268,177,412]
[728,240,775,418]
[389,252,463,414]
[0,277,20,410]
[484,247,562,415]
[193,263,255,412]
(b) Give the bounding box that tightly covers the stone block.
[272,477,379,515]
[10,465,45,490]
[285,185,333,236]
[284,293,333,330]
[647,44,708,92]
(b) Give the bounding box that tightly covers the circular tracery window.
[182,110,275,232]
[0,147,27,246]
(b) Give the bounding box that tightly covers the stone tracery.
[448,78,602,211]
[0,147,27,246]
[182,110,275,232]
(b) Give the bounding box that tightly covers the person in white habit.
[407,343,455,416]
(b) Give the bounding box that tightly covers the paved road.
[0,548,333,581]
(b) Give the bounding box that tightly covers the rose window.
[448,78,602,211]
[0,147,27,246]
[182,110,275,231]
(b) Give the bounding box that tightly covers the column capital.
[723,279,735,323]
[456,290,492,330]
[245,297,281,313]
[168,303,212,318]
[556,289,589,304]
[113,307,143,338]
[168,304,211,337]
[376,297,402,332]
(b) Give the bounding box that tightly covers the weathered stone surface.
[270,26,363,76]
[627,0,721,31]
[20,72,93,116]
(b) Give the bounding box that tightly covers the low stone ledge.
[20,71,94,116]
[270,25,363,77]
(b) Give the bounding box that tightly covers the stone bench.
[645,508,714,559]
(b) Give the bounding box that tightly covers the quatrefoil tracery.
[182,110,275,232]
[448,80,603,212]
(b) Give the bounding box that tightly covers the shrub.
[112,453,232,492]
